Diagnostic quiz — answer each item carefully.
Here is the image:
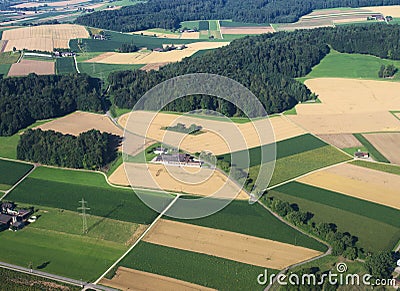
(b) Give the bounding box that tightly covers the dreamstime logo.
[122,74,277,219]
[257,263,396,287]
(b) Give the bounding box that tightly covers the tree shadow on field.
[36,261,50,269]
[86,203,123,234]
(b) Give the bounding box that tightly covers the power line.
[78,198,90,234]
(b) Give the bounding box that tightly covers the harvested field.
[11,0,90,8]
[109,163,249,200]
[144,219,322,269]
[8,59,54,76]
[1,24,89,52]
[35,111,122,136]
[288,78,400,134]
[140,62,169,71]
[317,133,362,149]
[180,32,200,39]
[119,111,305,155]
[297,163,400,210]
[101,267,215,291]
[363,133,400,164]
[220,26,274,35]
[363,5,400,17]
[85,42,228,64]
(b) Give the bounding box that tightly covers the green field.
[220,20,269,27]
[118,241,276,290]
[305,50,400,80]
[218,134,328,167]
[0,52,20,64]
[270,182,400,252]
[22,55,54,62]
[265,145,350,187]
[0,120,53,159]
[350,160,400,175]
[56,57,76,74]
[0,159,33,191]
[0,64,11,76]
[0,227,125,281]
[70,30,203,52]
[78,62,143,79]
[208,20,219,30]
[180,20,201,30]
[24,204,139,244]
[8,166,172,224]
[168,198,327,252]
[353,133,390,163]
[220,34,251,41]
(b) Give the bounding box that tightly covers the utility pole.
[78,198,90,234]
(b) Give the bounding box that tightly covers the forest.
[75,0,400,32]
[0,74,102,136]
[17,129,120,169]
[108,24,400,116]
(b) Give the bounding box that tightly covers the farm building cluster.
[152,147,203,167]
[0,202,34,232]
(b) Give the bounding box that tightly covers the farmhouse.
[153,147,168,155]
[354,151,369,159]
[0,202,33,232]
[154,153,202,167]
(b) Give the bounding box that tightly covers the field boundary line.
[73,55,80,73]
[94,194,181,284]
[16,51,24,63]
[0,164,36,201]
[217,20,223,39]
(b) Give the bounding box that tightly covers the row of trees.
[266,197,360,259]
[75,0,400,32]
[17,129,120,170]
[0,74,103,136]
[107,24,400,117]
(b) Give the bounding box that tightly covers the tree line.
[0,73,103,136]
[75,0,400,32]
[107,24,400,117]
[17,129,121,170]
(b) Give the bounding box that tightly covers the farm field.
[132,29,180,39]
[249,145,350,188]
[0,120,52,159]
[270,182,400,252]
[220,25,274,35]
[1,24,89,52]
[101,267,215,291]
[288,78,400,134]
[7,166,171,224]
[115,241,275,290]
[77,62,143,79]
[8,59,55,76]
[35,111,123,137]
[55,57,76,74]
[316,133,362,149]
[297,163,400,210]
[84,42,229,64]
[350,160,400,176]
[143,219,322,269]
[0,227,126,281]
[362,5,400,17]
[363,133,400,164]
[168,199,327,252]
[70,30,203,52]
[353,133,390,163]
[304,50,400,80]
[0,159,33,191]
[0,64,11,76]
[119,111,305,155]
[0,52,20,64]
[109,162,249,200]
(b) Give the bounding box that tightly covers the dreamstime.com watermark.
[257,263,396,287]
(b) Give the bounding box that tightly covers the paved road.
[0,261,117,291]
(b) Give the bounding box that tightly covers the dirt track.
[144,219,323,270]
[297,163,400,210]
[100,267,215,291]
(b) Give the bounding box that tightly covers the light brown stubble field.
[363,133,400,164]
